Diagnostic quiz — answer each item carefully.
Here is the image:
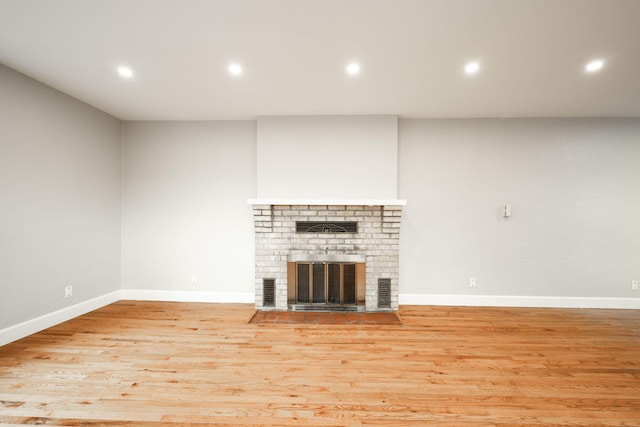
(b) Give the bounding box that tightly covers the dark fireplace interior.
[287,262,366,310]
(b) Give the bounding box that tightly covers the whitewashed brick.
[382,216,401,223]
[252,203,401,312]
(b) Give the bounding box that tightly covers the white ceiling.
[1,0,639,120]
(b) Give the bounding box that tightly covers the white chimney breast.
[256,115,398,200]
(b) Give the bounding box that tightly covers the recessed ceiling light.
[346,62,361,76]
[585,59,604,73]
[464,61,480,75]
[117,66,134,79]
[228,63,243,76]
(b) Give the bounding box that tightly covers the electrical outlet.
[469,277,477,288]
[64,285,73,298]
[632,280,639,291]
[191,274,198,284]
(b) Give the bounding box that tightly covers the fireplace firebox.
[287,262,366,310]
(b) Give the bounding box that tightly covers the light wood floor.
[1,302,639,426]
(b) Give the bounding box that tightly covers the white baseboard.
[1,289,254,347]
[0,290,122,347]
[121,289,254,304]
[399,293,640,309]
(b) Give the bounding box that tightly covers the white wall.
[122,121,256,298]
[257,115,398,199]
[398,119,640,303]
[3,63,640,340]
[0,64,122,329]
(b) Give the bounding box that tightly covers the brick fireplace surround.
[250,200,405,312]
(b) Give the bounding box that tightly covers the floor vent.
[263,278,275,307]
[378,278,391,308]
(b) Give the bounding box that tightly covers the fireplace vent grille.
[296,221,357,233]
[263,278,275,307]
[378,278,391,308]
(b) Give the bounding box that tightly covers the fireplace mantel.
[248,198,406,206]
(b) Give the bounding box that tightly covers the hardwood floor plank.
[1,302,639,426]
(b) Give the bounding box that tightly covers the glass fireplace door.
[312,263,325,303]
[296,262,356,306]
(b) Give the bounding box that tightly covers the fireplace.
[250,200,404,312]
